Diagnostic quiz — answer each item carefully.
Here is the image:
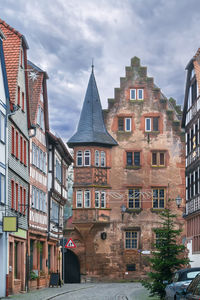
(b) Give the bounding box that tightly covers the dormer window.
[130,88,144,100]
[84,150,90,166]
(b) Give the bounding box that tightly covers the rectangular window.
[84,190,90,208]
[22,92,25,111]
[128,189,140,208]
[145,118,151,131]
[17,86,20,106]
[101,151,106,167]
[20,186,23,213]
[126,151,140,167]
[125,231,138,249]
[15,131,18,159]
[11,180,14,209]
[15,183,18,211]
[24,140,27,165]
[134,152,140,166]
[52,201,59,222]
[95,151,99,166]
[155,232,164,247]
[77,151,83,166]
[130,89,136,100]
[37,106,41,125]
[101,192,106,208]
[12,127,15,155]
[152,188,165,209]
[20,136,23,162]
[95,191,100,208]
[137,89,143,100]
[152,152,165,167]
[126,152,132,166]
[0,174,5,203]
[56,159,62,182]
[0,113,5,143]
[125,118,131,132]
[84,150,90,166]
[23,189,26,214]
[153,117,159,131]
[118,118,124,131]
[76,190,83,208]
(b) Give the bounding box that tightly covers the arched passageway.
[64,249,80,283]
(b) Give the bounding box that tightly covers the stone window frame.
[151,151,166,167]
[145,117,159,132]
[118,117,132,132]
[76,190,83,208]
[125,231,138,249]
[84,190,91,208]
[126,151,141,167]
[95,190,106,209]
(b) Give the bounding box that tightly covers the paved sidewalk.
[1,284,95,300]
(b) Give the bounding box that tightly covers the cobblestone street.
[1,283,157,300]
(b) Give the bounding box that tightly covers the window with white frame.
[84,190,91,208]
[76,190,83,207]
[125,118,131,132]
[32,186,46,212]
[0,173,5,203]
[137,89,143,100]
[84,150,90,166]
[95,191,106,208]
[101,151,106,167]
[101,192,106,208]
[0,112,5,143]
[32,143,46,173]
[95,191,100,208]
[95,150,99,166]
[56,159,62,182]
[52,200,59,223]
[77,150,83,166]
[130,88,144,100]
[37,106,44,130]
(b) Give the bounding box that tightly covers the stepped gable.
[0,19,28,106]
[105,56,182,131]
[68,68,117,147]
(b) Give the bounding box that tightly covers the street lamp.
[121,204,126,221]
[175,195,182,208]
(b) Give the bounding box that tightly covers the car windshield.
[179,271,200,282]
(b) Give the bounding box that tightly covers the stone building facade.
[182,48,200,266]
[66,58,186,282]
[0,19,30,294]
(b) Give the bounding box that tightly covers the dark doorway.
[64,250,80,283]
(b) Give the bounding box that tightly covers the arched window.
[101,151,106,167]
[84,150,91,166]
[77,150,83,166]
[95,150,99,167]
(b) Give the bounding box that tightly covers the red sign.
[65,238,76,248]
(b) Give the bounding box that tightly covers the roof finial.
[91,58,94,72]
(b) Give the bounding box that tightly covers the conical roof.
[68,69,117,147]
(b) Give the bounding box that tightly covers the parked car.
[175,273,200,299]
[165,268,200,300]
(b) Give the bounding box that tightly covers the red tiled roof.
[0,19,22,104]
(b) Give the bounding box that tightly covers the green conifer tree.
[142,207,189,299]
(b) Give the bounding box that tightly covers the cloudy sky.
[1,0,200,141]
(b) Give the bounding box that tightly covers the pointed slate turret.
[68,69,117,147]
